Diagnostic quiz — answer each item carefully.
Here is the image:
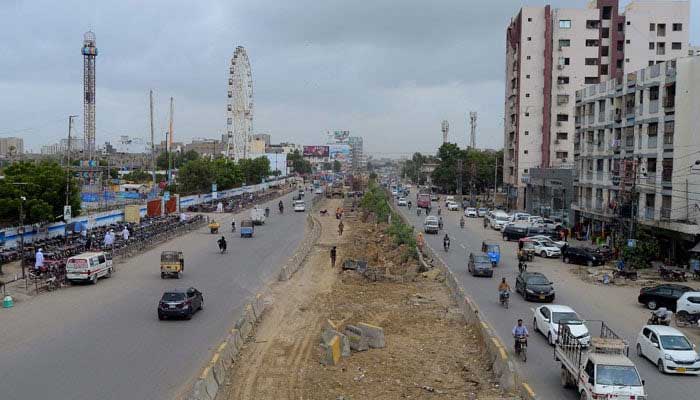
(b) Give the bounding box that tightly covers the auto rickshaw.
[240,219,254,238]
[208,220,220,234]
[518,239,535,262]
[160,251,184,279]
[482,242,501,267]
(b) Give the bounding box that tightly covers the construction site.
[216,194,519,400]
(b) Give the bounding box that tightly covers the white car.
[477,207,488,217]
[446,201,460,211]
[533,305,590,346]
[444,195,455,207]
[531,239,561,258]
[314,187,323,194]
[528,235,566,248]
[676,291,700,319]
[397,197,407,206]
[636,325,700,374]
[293,200,306,212]
[464,207,478,218]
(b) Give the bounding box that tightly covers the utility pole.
[493,155,498,201]
[65,115,77,207]
[149,90,156,195]
[168,97,174,185]
[457,159,463,202]
[470,160,477,206]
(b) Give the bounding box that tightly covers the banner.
[303,145,329,157]
[328,144,351,162]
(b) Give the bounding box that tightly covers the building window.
[649,42,655,50]
[524,150,529,154]
[528,17,532,22]
[524,169,529,174]
[601,27,610,38]
[657,42,665,55]
[657,23,666,37]
[559,39,571,48]
[527,36,532,41]
[526,74,531,79]
[584,77,599,84]
[649,86,659,101]
[618,22,624,32]
[557,76,570,84]
[600,64,609,75]
[672,42,682,50]
[672,23,682,32]
[626,39,630,44]
[558,57,570,65]
[602,6,612,20]
[526,93,530,98]
[227,118,232,124]
[586,20,600,29]
[526,55,531,60]
[525,112,530,116]
[585,39,599,47]
[585,58,598,65]
[617,40,623,51]
[557,114,569,122]
[625,58,630,63]
[525,131,529,135]
[649,60,655,66]
[556,132,568,140]
[601,46,609,56]
[559,20,572,29]
[650,23,656,31]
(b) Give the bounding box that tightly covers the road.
[0,192,309,400]
[397,198,700,400]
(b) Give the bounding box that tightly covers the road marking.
[498,347,508,360]
[522,382,536,397]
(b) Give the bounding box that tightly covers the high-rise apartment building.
[0,137,24,157]
[503,0,689,209]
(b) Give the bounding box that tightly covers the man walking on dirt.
[330,246,337,268]
[338,220,344,236]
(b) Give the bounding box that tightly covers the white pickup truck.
[555,321,647,400]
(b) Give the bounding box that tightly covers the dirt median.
[218,199,517,400]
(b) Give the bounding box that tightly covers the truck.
[331,182,344,198]
[555,321,646,400]
[251,206,266,225]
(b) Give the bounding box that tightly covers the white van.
[66,252,114,284]
[251,206,266,225]
[490,211,510,230]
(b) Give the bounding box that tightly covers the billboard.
[328,144,351,162]
[263,153,288,174]
[303,145,329,157]
[332,130,350,142]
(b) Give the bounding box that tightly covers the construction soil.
[218,199,516,400]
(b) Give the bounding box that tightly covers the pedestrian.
[122,226,130,241]
[330,246,337,268]
[85,234,93,250]
[34,248,44,272]
[338,220,344,236]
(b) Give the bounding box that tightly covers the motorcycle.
[443,239,450,252]
[647,311,672,326]
[499,291,510,309]
[514,336,527,362]
[218,240,227,254]
[676,311,700,327]
[231,222,236,232]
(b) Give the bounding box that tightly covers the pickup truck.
[555,321,646,400]
[251,206,266,225]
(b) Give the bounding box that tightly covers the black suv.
[515,272,555,302]
[502,224,529,241]
[562,246,603,266]
[158,287,204,320]
[637,284,693,311]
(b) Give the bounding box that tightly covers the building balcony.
[663,98,675,109]
[662,170,673,185]
[611,174,621,186]
[645,174,657,185]
[660,207,671,221]
[663,134,674,149]
[596,171,604,181]
[644,207,655,220]
[610,139,621,152]
[614,109,622,122]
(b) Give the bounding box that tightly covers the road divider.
[391,202,539,400]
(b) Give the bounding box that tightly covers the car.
[638,284,694,311]
[391,190,398,197]
[446,201,460,211]
[477,207,488,217]
[464,207,478,217]
[423,216,440,234]
[636,325,700,374]
[157,287,204,320]
[444,195,455,207]
[314,187,323,194]
[527,235,566,248]
[501,223,530,241]
[561,246,603,266]
[533,305,590,346]
[293,200,306,212]
[515,272,555,302]
[430,194,439,202]
[468,253,494,277]
[531,239,562,258]
[298,189,305,197]
[490,211,510,230]
[510,212,531,223]
[676,291,700,319]
[397,197,408,206]
[538,218,562,231]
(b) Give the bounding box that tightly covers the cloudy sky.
[1,0,698,156]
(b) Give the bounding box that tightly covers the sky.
[0,0,698,157]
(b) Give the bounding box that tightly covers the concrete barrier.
[278,213,322,281]
[357,322,385,349]
[252,293,265,320]
[200,365,218,400]
[186,379,211,400]
[235,316,252,339]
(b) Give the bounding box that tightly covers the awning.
[690,241,700,253]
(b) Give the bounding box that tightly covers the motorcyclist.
[407,200,412,210]
[650,307,672,325]
[231,218,236,232]
[265,207,270,217]
[218,236,227,252]
[437,207,442,216]
[512,319,529,351]
[278,200,284,213]
[498,278,511,303]
[460,216,465,228]
[443,234,450,251]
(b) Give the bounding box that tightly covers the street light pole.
[19,196,26,279]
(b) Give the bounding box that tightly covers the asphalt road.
[0,192,309,400]
[397,197,700,400]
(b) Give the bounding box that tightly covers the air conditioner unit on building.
[556,121,563,126]
[562,158,568,163]
[557,64,564,70]
[555,139,560,144]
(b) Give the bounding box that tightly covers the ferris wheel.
[226,46,254,160]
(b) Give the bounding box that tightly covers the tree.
[177,159,215,194]
[238,156,270,185]
[332,160,342,173]
[157,149,200,170]
[0,161,81,225]
[287,149,312,175]
[429,144,504,195]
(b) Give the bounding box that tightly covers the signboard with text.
[303,145,329,157]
